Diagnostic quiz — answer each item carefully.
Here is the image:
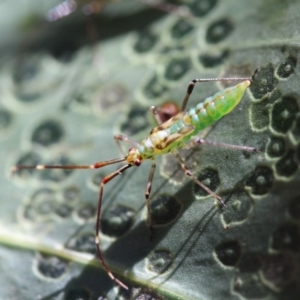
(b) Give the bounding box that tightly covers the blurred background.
[1,1,300,299]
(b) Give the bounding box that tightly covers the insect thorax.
[138,111,196,157]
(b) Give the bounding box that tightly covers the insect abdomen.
[188,80,251,131]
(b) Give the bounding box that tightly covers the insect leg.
[150,103,180,125]
[150,106,163,125]
[173,150,226,209]
[11,157,127,174]
[95,163,132,290]
[191,138,259,153]
[12,157,131,289]
[114,134,140,156]
[181,75,253,111]
[144,160,156,239]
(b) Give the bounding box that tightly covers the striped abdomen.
[138,80,250,157]
[187,80,251,131]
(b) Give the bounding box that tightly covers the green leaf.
[1,0,300,299]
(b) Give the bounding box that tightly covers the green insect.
[12,69,259,290]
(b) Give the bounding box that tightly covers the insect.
[12,69,259,290]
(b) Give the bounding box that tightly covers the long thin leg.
[144,160,156,239]
[150,106,163,125]
[138,106,158,238]
[114,134,140,156]
[95,163,132,290]
[12,157,131,289]
[150,103,180,125]
[11,157,127,174]
[191,138,259,153]
[173,150,226,209]
[181,75,253,111]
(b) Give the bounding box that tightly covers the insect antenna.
[95,163,132,289]
[11,156,132,290]
[11,157,127,173]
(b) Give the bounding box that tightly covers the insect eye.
[134,159,141,166]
